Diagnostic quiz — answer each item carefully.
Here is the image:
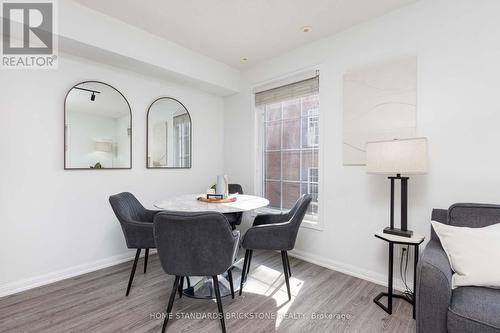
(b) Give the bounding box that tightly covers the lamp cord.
[400,245,413,299]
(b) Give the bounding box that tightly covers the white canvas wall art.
[342,56,417,165]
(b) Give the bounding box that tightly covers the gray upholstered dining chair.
[225,183,244,230]
[109,192,158,296]
[154,211,240,333]
[239,194,312,300]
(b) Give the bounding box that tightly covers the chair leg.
[281,251,291,300]
[126,249,141,296]
[161,276,180,333]
[144,248,149,274]
[227,269,235,299]
[239,249,250,296]
[178,276,184,298]
[212,276,227,333]
[246,250,253,275]
[285,252,292,277]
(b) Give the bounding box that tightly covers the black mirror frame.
[146,97,192,169]
[63,80,133,170]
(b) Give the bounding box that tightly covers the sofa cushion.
[447,286,500,333]
[448,203,500,228]
[431,221,500,289]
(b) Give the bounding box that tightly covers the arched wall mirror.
[64,81,132,169]
[147,97,192,168]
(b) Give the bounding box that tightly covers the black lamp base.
[383,227,413,238]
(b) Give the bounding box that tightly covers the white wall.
[0,53,225,295]
[224,0,500,286]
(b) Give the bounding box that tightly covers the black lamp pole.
[384,174,413,238]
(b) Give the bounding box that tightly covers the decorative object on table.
[64,81,132,170]
[416,203,500,333]
[373,230,424,319]
[216,175,229,198]
[197,195,237,203]
[224,175,229,195]
[343,56,417,165]
[366,137,428,237]
[207,193,222,199]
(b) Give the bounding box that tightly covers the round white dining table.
[154,193,269,213]
[154,193,269,299]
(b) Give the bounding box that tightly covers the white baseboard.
[0,249,157,298]
[288,249,406,292]
[1,248,402,298]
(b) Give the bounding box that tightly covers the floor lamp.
[366,138,428,238]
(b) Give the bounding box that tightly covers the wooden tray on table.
[197,196,237,203]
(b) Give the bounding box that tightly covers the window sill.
[301,219,324,231]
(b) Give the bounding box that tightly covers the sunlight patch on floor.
[242,264,305,328]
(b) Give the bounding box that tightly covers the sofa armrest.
[416,239,453,333]
[431,208,448,241]
[431,209,448,224]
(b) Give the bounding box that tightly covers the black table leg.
[413,244,419,319]
[388,242,394,314]
[374,242,407,315]
[373,235,423,320]
[144,248,149,274]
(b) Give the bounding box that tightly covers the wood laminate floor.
[0,251,416,332]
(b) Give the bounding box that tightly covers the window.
[307,109,319,147]
[173,114,190,167]
[307,167,319,214]
[256,75,320,220]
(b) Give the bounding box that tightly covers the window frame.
[254,70,324,231]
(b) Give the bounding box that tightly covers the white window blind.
[255,76,319,106]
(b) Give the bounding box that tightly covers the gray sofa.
[416,203,500,333]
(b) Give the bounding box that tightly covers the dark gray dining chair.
[109,192,158,296]
[239,194,312,300]
[225,183,244,230]
[154,211,240,333]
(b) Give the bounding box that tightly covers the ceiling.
[74,0,417,69]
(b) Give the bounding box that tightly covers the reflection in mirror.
[64,81,132,169]
[147,97,191,168]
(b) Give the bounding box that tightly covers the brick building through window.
[261,91,320,218]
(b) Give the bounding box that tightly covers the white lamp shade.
[366,137,428,175]
[94,141,113,153]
